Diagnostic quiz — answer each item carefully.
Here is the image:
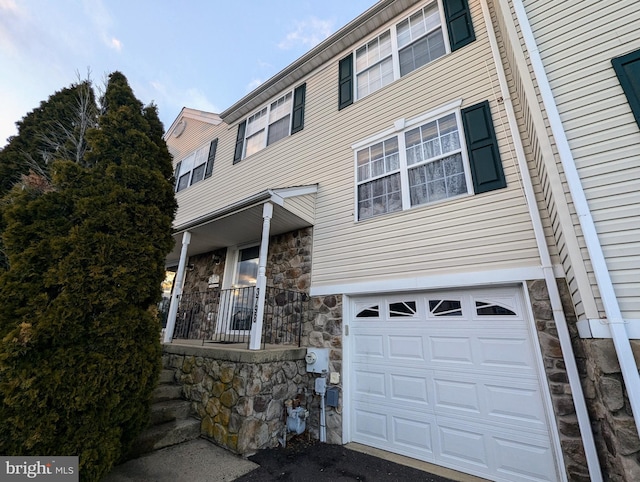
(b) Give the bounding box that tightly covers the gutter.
[510,0,640,440]
[481,1,602,479]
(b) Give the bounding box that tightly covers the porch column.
[163,231,191,343]
[249,202,273,350]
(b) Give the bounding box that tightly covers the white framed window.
[353,0,447,101]
[174,139,218,192]
[356,31,394,99]
[234,84,306,162]
[267,92,293,145]
[175,144,208,192]
[396,2,445,76]
[245,107,268,158]
[354,102,473,221]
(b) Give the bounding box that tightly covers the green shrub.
[0,72,177,481]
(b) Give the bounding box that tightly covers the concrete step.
[158,369,176,385]
[152,384,183,403]
[150,399,192,426]
[129,418,201,458]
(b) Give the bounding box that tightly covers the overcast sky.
[0,0,377,147]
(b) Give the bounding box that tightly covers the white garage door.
[349,287,560,482]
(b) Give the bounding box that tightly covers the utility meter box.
[305,348,329,373]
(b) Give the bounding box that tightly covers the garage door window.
[356,305,380,318]
[475,300,516,316]
[389,301,417,317]
[428,299,462,316]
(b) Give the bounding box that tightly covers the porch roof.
[166,185,318,266]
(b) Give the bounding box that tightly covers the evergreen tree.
[0,71,176,481]
[0,78,97,271]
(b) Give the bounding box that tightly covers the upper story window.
[234,83,306,163]
[354,100,507,221]
[174,139,218,192]
[339,0,475,109]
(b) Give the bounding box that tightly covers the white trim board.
[310,265,565,297]
[577,319,640,339]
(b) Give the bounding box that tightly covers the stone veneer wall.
[580,338,640,482]
[578,341,640,480]
[266,227,313,293]
[527,279,589,481]
[529,279,640,481]
[181,227,313,296]
[182,248,227,294]
[303,294,344,444]
[163,344,311,454]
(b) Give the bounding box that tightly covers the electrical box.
[305,348,329,373]
[326,387,340,407]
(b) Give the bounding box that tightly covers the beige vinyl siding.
[523,0,640,319]
[174,1,542,290]
[492,0,605,321]
[282,194,316,224]
[309,0,541,286]
[167,119,221,168]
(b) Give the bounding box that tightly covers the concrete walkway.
[102,438,258,482]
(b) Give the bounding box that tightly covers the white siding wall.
[172,0,545,290]
[523,0,640,319]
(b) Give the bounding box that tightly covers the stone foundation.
[162,344,312,455]
[579,339,640,481]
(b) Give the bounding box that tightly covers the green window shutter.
[204,138,218,179]
[291,83,306,134]
[443,0,475,52]
[233,120,246,164]
[338,54,354,110]
[461,100,506,194]
[612,49,640,129]
[173,161,181,191]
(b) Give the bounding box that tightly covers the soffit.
[166,185,317,265]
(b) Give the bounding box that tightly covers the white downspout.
[249,202,273,350]
[163,231,191,343]
[481,1,602,479]
[511,0,640,440]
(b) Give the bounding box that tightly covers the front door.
[229,245,259,331]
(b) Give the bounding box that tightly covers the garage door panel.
[353,407,388,442]
[433,378,482,415]
[353,334,385,357]
[485,383,550,429]
[433,370,549,431]
[354,403,437,461]
[437,416,556,482]
[388,334,425,360]
[353,369,386,398]
[493,435,557,482]
[429,335,474,365]
[477,335,537,371]
[390,372,430,404]
[392,414,434,454]
[437,423,490,470]
[353,365,433,410]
